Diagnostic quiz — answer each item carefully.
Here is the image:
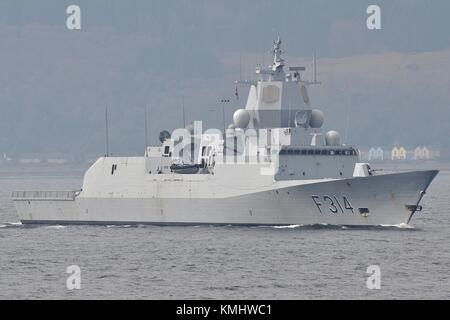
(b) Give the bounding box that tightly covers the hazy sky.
[0,0,449,158]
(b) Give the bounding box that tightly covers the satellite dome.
[228,123,236,130]
[325,130,340,146]
[310,109,324,128]
[159,130,171,143]
[233,109,251,129]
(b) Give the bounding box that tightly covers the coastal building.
[391,147,407,160]
[368,147,384,161]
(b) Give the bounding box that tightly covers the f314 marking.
[311,195,355,214]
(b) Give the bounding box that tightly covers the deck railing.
[12,190,80,201]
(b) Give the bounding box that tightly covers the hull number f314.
[312,195,355,214]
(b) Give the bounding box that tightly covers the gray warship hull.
[14,170,438,226]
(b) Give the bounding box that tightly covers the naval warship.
[13,38,438,226]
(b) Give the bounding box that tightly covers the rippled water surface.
[0,164,449,299]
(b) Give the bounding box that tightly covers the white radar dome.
[233,109,251,129]
[325,130,341,146]
[310,109,324,128]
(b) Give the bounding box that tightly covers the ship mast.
[271,36,284,72]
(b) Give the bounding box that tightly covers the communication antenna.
[144,105,149,148]
[220,99,230,134]
[344,115,350,144]
[296,51,320,86]
[239,53,242,82]
[220,99,230,157]
[313,51,317,83]
[105,104,110,157]
[182,95,186,128]
[288,96,292,127]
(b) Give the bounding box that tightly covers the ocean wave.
[0,222,23,228]
[8,222,22,226]
[266,223,416,231]
[106,224,133,228]
[272,224,302,229]
[379,223,414,229]
[44,225,66,229]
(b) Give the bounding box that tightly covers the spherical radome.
[310,109,324,128]
[233,109,251,129]
[325,130,340,146]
